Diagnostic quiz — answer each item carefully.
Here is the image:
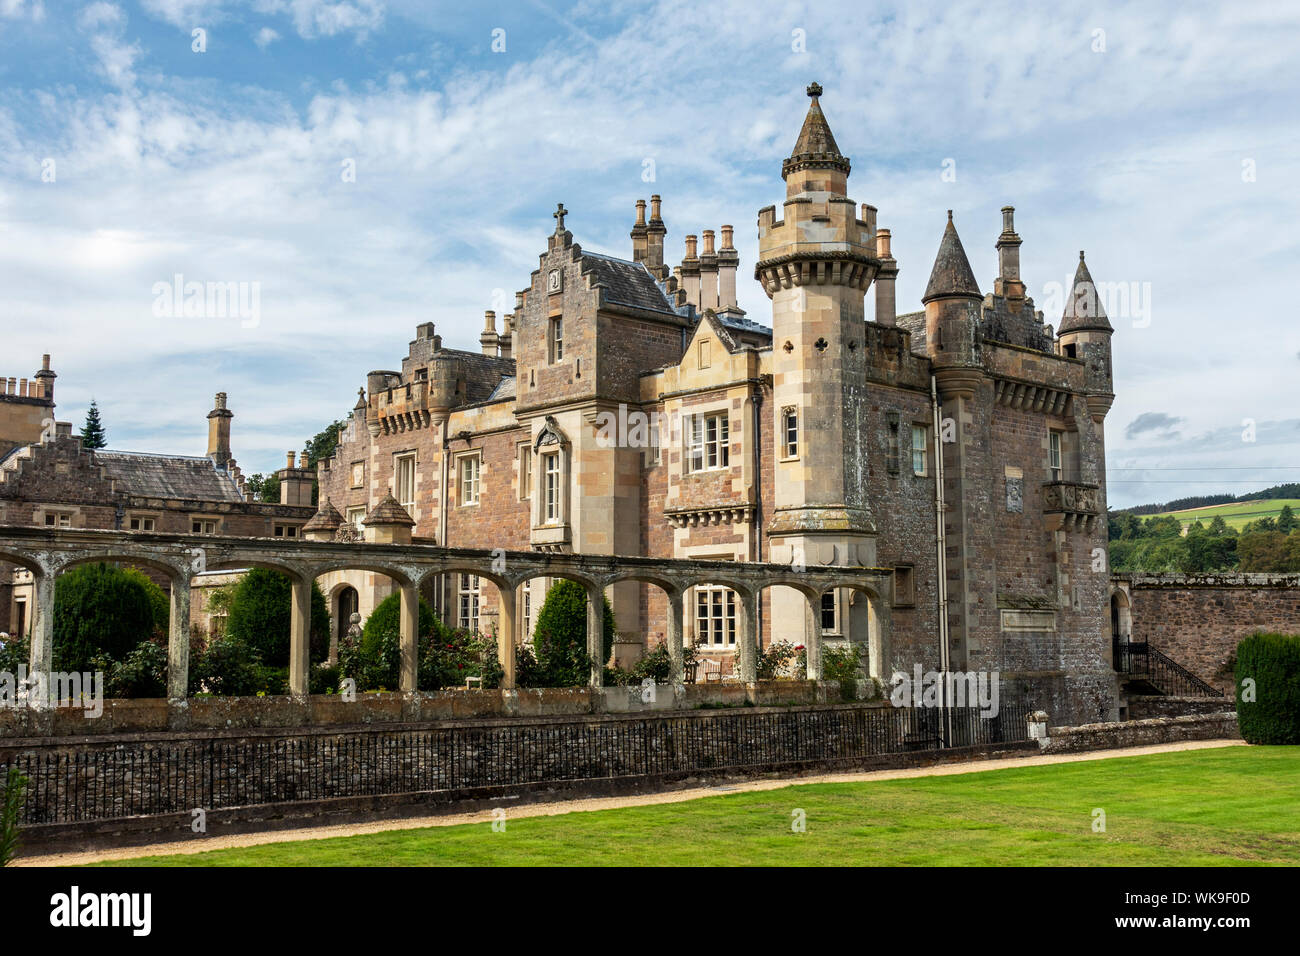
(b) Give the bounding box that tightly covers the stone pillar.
[399,582,419,694]
[586,582,605,688]
[804,592,823,681]
[665,589,684,684]
[736,588,758,684]
[167,574,192,701]
[288,576,311,697]
[497,585,517,690]
[28,572,55,708]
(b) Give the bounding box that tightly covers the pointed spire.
[922,211,982,303]
[363,492,415,528]
[782,82,850,179]
[1059,251,1113,332]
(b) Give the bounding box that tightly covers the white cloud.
[3,0,1299,492]
[0,0,44,20]
[254,25,279,47]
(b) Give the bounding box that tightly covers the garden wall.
[1118,572,1300,695]
[0,679,880,738]
[1039,711,1240,754]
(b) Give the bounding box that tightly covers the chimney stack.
[480,310,499,356]
[644,194,667,277]
[206,392,233,469]
[995,205,1024,299]
[681,235,701,309]
[630,199,648,264]
[699,229,719,311]
[874,228,898,326]
[278,448,315,506]
[718,225,739,310]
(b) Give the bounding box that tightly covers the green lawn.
[97,746,1298,867]
[1153,498,1300,531]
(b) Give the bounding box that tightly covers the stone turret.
[922,211,983,395]
[758,82,880,555]
[1058,250,1114,421]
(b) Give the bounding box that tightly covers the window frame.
[695,584,737,648]
[911,424,928,476]
[542,452,561,524]
[457,452,481,507]
[127,514,157,532]
[1048,430,1063,482]
[687,411,731,474]
[394,452,417,512]
[458,573,480,632]
[781,407,799,460]
[549,316,564,363]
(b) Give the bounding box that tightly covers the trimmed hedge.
[52,563,165,673]
[1235,631,1300,744]
[223,569,330,667]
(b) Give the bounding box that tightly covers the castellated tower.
[757,83,881,570]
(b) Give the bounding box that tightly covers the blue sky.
[1,0,1298,508]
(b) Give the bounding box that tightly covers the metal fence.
[2,699,1033,826]
[1112,639,1223,697]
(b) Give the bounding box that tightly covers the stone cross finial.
[806,82,822,98]
[554,203,567,232]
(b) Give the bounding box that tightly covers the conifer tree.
[79,400,107,449]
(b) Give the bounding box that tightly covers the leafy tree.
[302,416,349,506]
[1279,504,1298,534]
[52,563,161,672]
[79,399,107,449]
[340,591,442,690]
[1183,525,1237,572]
[245,473,280,504]
[1207,515,1233,537]
[223,569,330,667]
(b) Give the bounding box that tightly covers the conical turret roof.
[922,211,982,303]
[303,496,344,534]
[782,82,851,178]
[1059,251,1113,333]
[363,492,415,527]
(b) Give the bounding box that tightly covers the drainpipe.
[751,388,764,649]
[931,374,951,729]
[438,416,450,622]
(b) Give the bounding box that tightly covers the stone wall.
[1040,711,1240,754]
[1118,573,1300,695]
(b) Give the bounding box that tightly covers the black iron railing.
[2,699,1032,826]
[1112,638,1222,698]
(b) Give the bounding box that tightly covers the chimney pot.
[635,199,647,226]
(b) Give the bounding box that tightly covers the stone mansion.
[308,83,1119,723]
[0,84,1119,724]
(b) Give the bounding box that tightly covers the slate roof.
[487,376,516,401]
[922,212,982,303]
[95,450,245,502]
[717,312,772,340]
[1059,251,1113,333]
[580,252,681,317]
[435,347,516,404]
[783,83,851,176]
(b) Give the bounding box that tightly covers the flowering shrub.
[756,640,803,680]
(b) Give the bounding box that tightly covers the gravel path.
[17,738,1245,867]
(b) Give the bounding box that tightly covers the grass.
[1152,498,1300,531]
[92,746,1300,867]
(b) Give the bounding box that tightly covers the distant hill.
[1152,498,1300,532]
[1120,483,1300,517]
